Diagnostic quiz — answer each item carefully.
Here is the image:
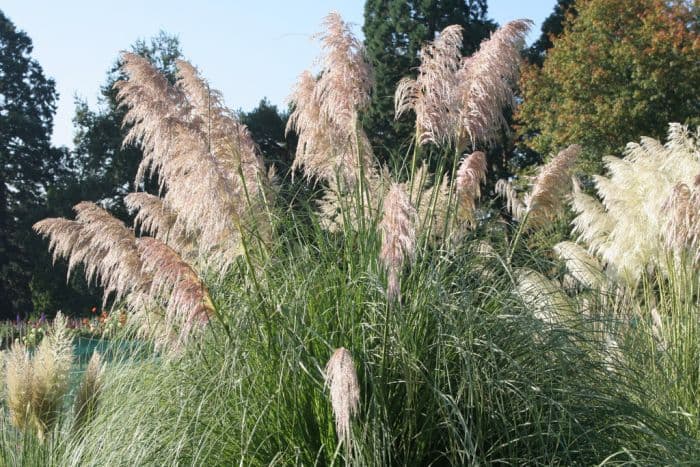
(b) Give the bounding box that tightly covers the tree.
[517,0,700,172]
[0,10,64,317]
[362,0,496,162]
[525,0,576,66]
[239,98,294,174]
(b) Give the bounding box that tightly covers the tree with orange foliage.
[516,0,699,172]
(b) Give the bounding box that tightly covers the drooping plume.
[287,12,375,187]
[34,202,147,307]
[115,53,273,272]
[124,192,195,259]
[455,151,488,227]
[137,237,215,349]
[553,241,605,289]
[379,183,417,301]
[324,347,360,456]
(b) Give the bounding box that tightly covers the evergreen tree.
[239,98,294,174]
[525,0,576,66]
[362,0,495,162]
[0,10,64,318]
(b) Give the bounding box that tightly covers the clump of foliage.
[517,0,700,172]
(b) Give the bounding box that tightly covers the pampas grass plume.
[380,183,417,301]
[5,341,33,432]
[325,347,360,456]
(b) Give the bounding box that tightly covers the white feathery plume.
[571,124,700,283]
[30,312,74,440]
[395,25,463,146]
[5,341,33,432]
[379,183,418,301]
[516,268,572,325]
[455,151,488,227]
[324,347,360,457]
[455,20,532,151]
[287,13,375,187]
[553,241,605,289]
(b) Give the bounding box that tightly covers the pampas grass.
[5,341,33,432]
[395,20,532,152]
[571,124,700,282]
[4,313,73,441]
[324,347,360,457]
[287,13,375,187]
[379,183,417,301]
[498,144,580,230]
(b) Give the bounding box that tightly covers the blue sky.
[2,1,555,148]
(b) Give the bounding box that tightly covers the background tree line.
[1,0,698,319]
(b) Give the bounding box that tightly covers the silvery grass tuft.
[497,144,580,230]
[324,348,360,458]
[5,313,73,441]
[379,183,417,301]
[395,20,532,152]
[571,124,700,283]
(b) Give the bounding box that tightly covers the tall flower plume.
[5,341,33,432]
[497,145,580,230]
[379,183,417,301]
[287,12,374,187]
[455,20,532,151]
[395,20,532,151]
[116,53,273,272]
[395,25,463,146]
[455,151,488,227]
[324,347,360,457]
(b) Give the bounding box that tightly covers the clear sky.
[2,1,555,149]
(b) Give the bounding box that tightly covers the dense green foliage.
[517,0,700,172]
[362,0,495,162]
[0,10,66,318]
